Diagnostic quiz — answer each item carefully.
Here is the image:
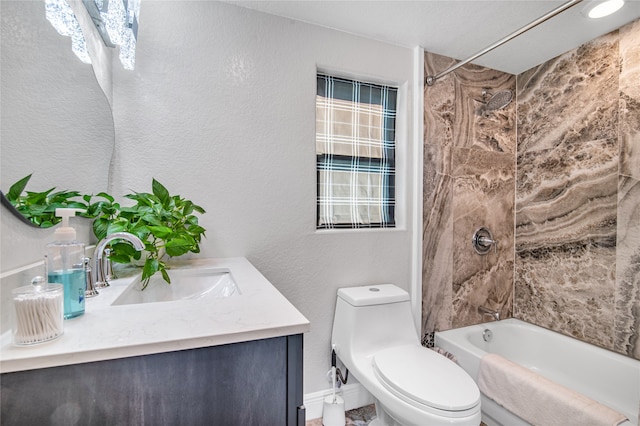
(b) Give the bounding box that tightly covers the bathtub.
[435,318,639,426]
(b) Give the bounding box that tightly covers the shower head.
[480,90,513,114]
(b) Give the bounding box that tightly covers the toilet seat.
[372,345,480,418]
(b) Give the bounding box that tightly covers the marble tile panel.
[424,52,516,154]
[424,53,457,149]
[451,148,515,328]
[517,31,619,156]
[516,138,619,251]
[472,93,516,154]
[514,241,616,349]
[453,257,514,328]
[619,19,640,103]
[514,136,618,350]
[619,19,640,180]
[615,176,640,358]
[620,95,640,180]
[422,144,453,333]
[450,65,515,153]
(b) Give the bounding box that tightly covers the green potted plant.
[95,179,206,289]
[5,175,205,289]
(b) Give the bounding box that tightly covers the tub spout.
[93,232,145,289]
[478,306,500,321]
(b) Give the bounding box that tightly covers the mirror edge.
[0,191,41,228]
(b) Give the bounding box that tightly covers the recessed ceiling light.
[582,0,625,19]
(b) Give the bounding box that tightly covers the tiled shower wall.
[422,53,516,334]
[515,19,640,359]
[422,18,640,360]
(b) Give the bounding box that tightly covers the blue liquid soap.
[48,269,85,319]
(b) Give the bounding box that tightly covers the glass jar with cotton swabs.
[11,276,64,346]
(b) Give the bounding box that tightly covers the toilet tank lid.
[337,284,409,306]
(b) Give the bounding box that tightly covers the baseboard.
[304,383,374,421]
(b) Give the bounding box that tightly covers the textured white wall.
[111,1,417,394]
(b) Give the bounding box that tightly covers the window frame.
[315,72,398,230]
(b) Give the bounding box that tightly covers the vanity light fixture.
[582,0,625,18]
[82,0,140,70]
[45,0,91,64]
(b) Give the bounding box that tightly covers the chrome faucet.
[93,232,145,288]
[478,306,500,322]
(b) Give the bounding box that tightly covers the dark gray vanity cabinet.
[1,334,304,425]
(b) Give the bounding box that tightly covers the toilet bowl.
[331,284,481,426]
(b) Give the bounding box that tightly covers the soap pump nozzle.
[54,208,84,242]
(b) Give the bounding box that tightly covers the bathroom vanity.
[0,257,310,425]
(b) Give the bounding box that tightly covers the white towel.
[477,353,627,426]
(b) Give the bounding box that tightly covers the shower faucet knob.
[472,227,497,255]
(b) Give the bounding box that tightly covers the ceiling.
[226,0,640,75]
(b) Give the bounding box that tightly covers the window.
[316,73,397,229]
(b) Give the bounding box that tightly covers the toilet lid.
[372,345,480,413]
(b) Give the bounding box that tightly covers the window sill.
[314,226,406,235]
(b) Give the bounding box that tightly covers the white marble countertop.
[0,257,309,373]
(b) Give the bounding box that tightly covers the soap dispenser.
[46,208,86,319]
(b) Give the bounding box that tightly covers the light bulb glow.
[45,0,91,64]
[91,0,140,70]
[587,0,625,18]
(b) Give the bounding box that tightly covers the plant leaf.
[191,204,206,214]
[141,214,164,227]
[95,192,115,203]
[152,178,171,208]
[165,237,194,257]
[111,241,139,257]
[109,253,134,264]
[7,174,32,201]
[148,225,172,239]
[93,217,110,240]
[26,188,54,204]
[160,267,171,284]
[142,257,159,282]
[107,221,128,234]
[182,200,194,215]
[187,224,206,236]
[125,192,155,208]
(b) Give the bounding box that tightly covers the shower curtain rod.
[425,0,584,86]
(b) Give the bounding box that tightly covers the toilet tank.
[331,284,420,359]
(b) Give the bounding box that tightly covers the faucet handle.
[103,248,117,283]
[94,254,109,289]
[472,227,498,255]
[84,257,99,298]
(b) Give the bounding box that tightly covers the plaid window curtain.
[316,74,397,229]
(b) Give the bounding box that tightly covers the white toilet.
[331,284,481,426]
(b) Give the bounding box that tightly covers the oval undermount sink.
[112,268,240,306]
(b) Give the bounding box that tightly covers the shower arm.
[425,0,584,86]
